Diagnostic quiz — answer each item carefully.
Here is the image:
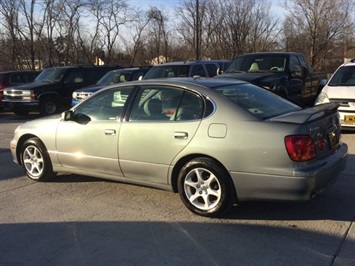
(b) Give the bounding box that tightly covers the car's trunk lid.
[269,103,342,159]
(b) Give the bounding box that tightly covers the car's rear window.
[214,83,301,119]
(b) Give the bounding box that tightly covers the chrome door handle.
[174,131,188,139]
[104,129,116,135]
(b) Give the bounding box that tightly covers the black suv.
[72,67,151,106]
[143,60,230,80]
[4,65,121,115]
[0,70,40,111]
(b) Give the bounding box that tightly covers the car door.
[118,85,203,184]
[56,86,134,177]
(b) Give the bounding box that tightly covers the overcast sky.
[128,0,287,19]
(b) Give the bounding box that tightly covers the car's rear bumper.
[231,143,348,201]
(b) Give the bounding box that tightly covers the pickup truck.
[4,65,121,116]
[217,52,327,106]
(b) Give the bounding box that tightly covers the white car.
[315,59,355,130]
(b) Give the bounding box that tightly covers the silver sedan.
[10,78,348,217]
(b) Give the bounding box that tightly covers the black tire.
[20,138,56,181]
[177,157,236,217]
[40,98,58,116]
[13,109,29,116]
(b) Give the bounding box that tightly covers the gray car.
[10,78,348,217]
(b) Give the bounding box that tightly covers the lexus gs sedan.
[10,78,348,217]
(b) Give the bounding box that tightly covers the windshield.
[144,65,190,79]
[214,83,301,120]
[35,68,66,83]
[97,71,130,85]
[226,54,287,73]
[328,65,355,86]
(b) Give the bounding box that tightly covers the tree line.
[0,0,354,72]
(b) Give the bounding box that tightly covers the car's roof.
[238,52,301,56]
[109,67,151,73]
[0,70,40,74]
[104,77,248,94]
[153,60,220,66]
[338,59,355,67]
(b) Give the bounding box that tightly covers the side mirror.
[62,110,74,121]
[290,65,302,78]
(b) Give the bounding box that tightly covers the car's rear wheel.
[20,138,56,181]
[178,157,236,217]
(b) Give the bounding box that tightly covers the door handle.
[104,129,116,135]
[174,131,188,139]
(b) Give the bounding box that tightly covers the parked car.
[3,65,121,116]
[0,70,40,111]
[315,59,355,130]
[217,52,328,106]
[10,78,348,217]
[143,60,229,80]
[71,67,151,106]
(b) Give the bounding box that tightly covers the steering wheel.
[270,66,279,71]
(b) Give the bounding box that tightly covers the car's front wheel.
[178,157,236,217]
[20,138,56,181]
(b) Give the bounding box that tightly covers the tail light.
[284,135,316,162]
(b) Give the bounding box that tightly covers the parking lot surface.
[1,111,354,266]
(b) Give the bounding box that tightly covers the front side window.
[64,71,83,84]
[74,86,133,121]
[289,55,302,77]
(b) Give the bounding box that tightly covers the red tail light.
[284,135,316,162]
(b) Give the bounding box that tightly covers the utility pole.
[195,0,200,60]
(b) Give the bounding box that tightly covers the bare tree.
[123,9,152,66]
[283,0,355,69]
[175,0,278,60]
[0,0,21,69]
[147,7,169,63]
[88,0,129,65]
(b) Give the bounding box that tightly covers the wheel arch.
[16,134,43,165]
[170,153,236,196]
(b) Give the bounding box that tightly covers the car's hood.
[217,72,285,85]
[322,84,355,99]
[75,85,105,93]
[5,81,51,91]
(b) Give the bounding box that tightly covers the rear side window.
[205,64,218,77]
[131,71,146,81]
[214,83,301,120]
[144,65,190,79]
[10,73,24,84]
[190,64,205,77]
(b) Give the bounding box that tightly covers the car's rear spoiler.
[268,103,340,124]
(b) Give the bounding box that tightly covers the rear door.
[118,85,203,184]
